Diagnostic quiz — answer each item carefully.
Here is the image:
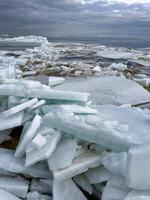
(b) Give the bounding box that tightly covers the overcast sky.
[0,0,150,38]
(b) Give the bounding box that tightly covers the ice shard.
[0,176,29,198]
[47,137,77,170]
[15,115,42,158]
[0,148,51,178]
[53,152,101,182]
[127,143,150,190]
[0,189,21,200]
[25,129,61,166]
[53,179,87,200]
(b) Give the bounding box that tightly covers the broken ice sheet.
[25,129,61,166]
[0,176,29,198]
[74,174,93,195]
[42,104,97,115]
[53,179,87,200]
[53,151,101,182]
[0,111,24,131]
[15,114,42,158]
[85,165,112,184]
[127,143,150,190]
[44,110,139,151]
[0,80,89,103]
[48,77,65,86]
[0,148,51,178]
[1,98,38,117]
[0,189,21,200]
[101,152,127,177]
[47,137,77,170]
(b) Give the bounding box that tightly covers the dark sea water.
[48,36,150,49]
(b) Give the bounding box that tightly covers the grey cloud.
[0,0,150,37]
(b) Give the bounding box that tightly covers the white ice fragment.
[0,111,24,131]
[53,152,101,182]
[127,143,150,190]
[15,115,42,158]
[0,189,21,200]
[48,77,65,86]
[0,148,51,178]
[109,63,127,71]
[125,191,150,200]
[53,179,87,200]
[2,98,38,117]
[22,71,37,77]
[92,66,102,72]
[0,176,29,198]
[48,137,77,170]
[74,174,93,195]
[27,100,46,113]
[25,129,61,166]
[32,134,47,150]
[85,166,112,184]
[101,152,127,177]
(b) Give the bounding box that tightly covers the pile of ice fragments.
[0,73,150,200]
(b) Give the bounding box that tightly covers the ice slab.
[127,143,150,190]
[53,179,87,200]
[42,105,97,115]
[0,189,21,200]
[48,137,77,170]
[54,77,150,105]
[125,191,150,200]
[44,110,138,151]
[25,129,61,166]
[85,166,112,184]
[32,134,47,150]
[0,111,24,131]
[0,81,89,103]
[0,129,11,144]
[74,174,92,195]
[101,152,127,177]
[15,115,42,158]
[0,148,50,178]
[53,152,101,182]
[2,98,38,117]
[0,176,29,198]
[48,77,65,86]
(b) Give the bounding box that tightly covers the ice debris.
[0,73,149,199]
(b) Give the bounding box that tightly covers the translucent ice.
[74,174,93,195]
[0,148,51,178]
[125,191,150,200]
[0,189,21,200]
[53,179,87,200]
[0,176,29,198]
[53,152,101,182]
[48,77,65,86]
[15,115,42,158]
[48,137,77,170]
[85,166,112,184]
[25,129,61,166]
[127,143,150,190]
